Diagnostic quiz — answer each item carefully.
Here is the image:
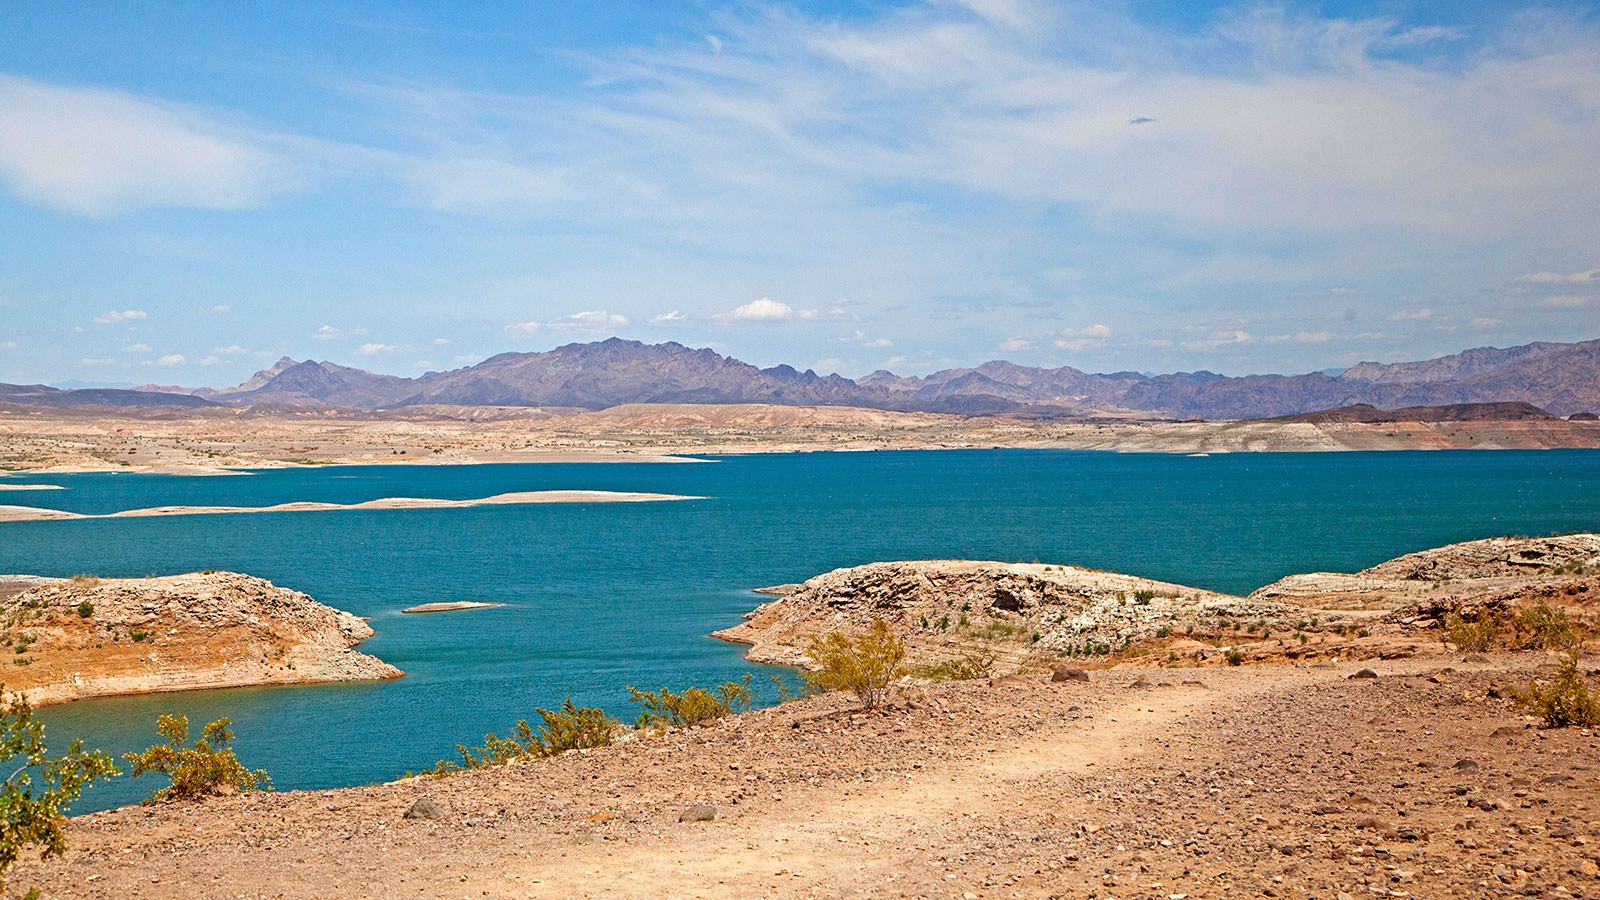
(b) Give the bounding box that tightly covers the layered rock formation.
[0,572,402,706]
[719,535,1599,671]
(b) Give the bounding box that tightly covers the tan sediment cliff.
[717,535,1600,670]
[0,572,401,706]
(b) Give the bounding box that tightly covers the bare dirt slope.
[0,572,401,706]
[13,654,1599,899]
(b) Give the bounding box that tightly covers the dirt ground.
[15,652,1599,899]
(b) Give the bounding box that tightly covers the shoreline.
[0,490,705,523]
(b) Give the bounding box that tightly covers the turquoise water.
[1,449,1597,812]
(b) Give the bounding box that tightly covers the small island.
[0,571,402,707]
[401,601,504,614]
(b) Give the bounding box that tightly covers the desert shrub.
[66,575,98,588]
[915,649,996,681]
[75,601,93,619]
[124,715,269,801]
[1444,610,1504,651]
[804,619,907,709]
[1133,590,1155,605]
[1518,600,1580,651]
[1515,651,1600,728]
[532,698,617,755]
[1225,649,1243,666]
[431,699,615,775]
[0,689,118,894]
[628,675,754,728]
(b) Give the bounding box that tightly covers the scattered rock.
[1349,669,1379,680]
[402,798,445,820]
[988,674,1032,688]
[678,805,717,823]
[1051,666,1090,683]
[1453,759,1479,772]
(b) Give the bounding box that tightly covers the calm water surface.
[1,449,1596,811]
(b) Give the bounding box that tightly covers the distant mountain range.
[4,336,1599,419]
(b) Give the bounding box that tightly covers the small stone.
[1453,759,1479,772]
[1579,859,1599,878]
[1051,665,1090,683]
[1493,863,1512,883]
[1349,669,1379,680]
[402,797,445,820]
[679,804,717,823]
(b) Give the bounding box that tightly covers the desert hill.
[7,335,1600,420]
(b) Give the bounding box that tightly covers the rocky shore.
[717,534,1600,672]
[0,571,401,706]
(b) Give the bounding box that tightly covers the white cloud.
[1182,330,1253,351]
[1385,309,1433,321]
[1264,331,1335,343]
[999,337,1033,351]
[354,342,395,355]
[1060,324,1112,339]
[154,354,185,366]
[725,297,798,321]
[313,324,366,340]
[0,74,290,217]
[211,345,248,355]
[93,309,146,325]
[863,337,893,348]
[0,341,16,349]
[122,343,153,353]
[79,357,116,366]
[198,355,222,365]
[199,304,231,314]
[1539,294,1592,309]
[1516,269,1598,285]
[1470,317,1506,329]
[649,310,686,325]
[505,321,541,334]
[413,360,435,369]
[558,310,629,328]
[433,337,450,345]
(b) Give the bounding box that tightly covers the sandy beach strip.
[0,490,704,524]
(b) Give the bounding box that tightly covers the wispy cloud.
[649,310,686,325]
[0,75,293,217]
[313,324,367,340]
[354,342,395,355]
[1182,329,1253,351]
[1539,294,1592,309]
[93,309,146,324]
[1515,269,1598,285]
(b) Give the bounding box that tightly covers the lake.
[2,448,1597,811]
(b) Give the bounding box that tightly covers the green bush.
[0,689,118,893]
[432,698,616,775]
[1225,649,1243,666]
[628,676,754,728]
[804,619,907,709]
[124,715,269,801]
[1518,600,1580,651]
[75,601,93,619]
[1444,610,1503,651]
[1515,651,1600,728]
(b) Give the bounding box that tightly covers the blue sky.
[2,0,1598,386]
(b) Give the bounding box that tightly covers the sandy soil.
[13,653,1598,899]
[0,490,701,523]
[2,404,1597,474]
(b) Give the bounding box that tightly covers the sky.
[1,0,1598,386]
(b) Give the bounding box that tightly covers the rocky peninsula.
[0,571,401,706]
[716,534,1600,672]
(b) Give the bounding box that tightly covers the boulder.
[1051,665,1090,683]
[402,797,445,820]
